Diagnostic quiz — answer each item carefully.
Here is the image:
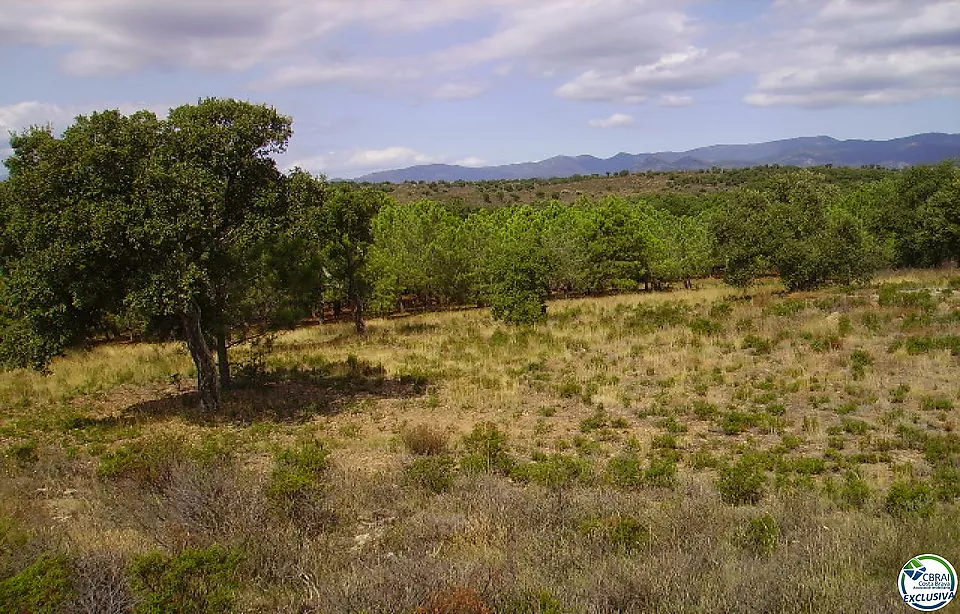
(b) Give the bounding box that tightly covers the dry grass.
[2,270,959,612]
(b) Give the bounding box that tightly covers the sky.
[1,0,959,178]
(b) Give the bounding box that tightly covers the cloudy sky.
[1,0,959,178]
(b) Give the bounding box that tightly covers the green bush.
[741,335,774,355]
[689,317,723,336]
[461,422,513,474]
[739,513,780,555]
[0,555,73,614]
[644,454,678,489]
[491,288,547,325]
[129,546,240,614]
[581,515,649,554]
[836,471,872,509]
[267,440,330,503]
[720,411,759,435]
[885,480,936,518]
[605,451,644,490]
[716,457,766,505]
[405,456,456,494]
[515,453,592,491]
[849,349,873,380]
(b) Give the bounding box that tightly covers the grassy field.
[2,271,959,612]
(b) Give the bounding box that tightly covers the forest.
[1,99,960,612]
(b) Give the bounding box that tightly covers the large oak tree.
[0,99,321,412]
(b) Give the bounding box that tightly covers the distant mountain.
[356,133,960,183]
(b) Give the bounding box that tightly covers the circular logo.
[899,554,957,611]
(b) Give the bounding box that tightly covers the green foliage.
[712,171,882,291]
[644,453,678,488]
[739,513,780,555]
[836,471,872,509]
[849,349,873,380]
[716,456,767,505]
[405,456,457,494]
[741,335,774,355]
[268,441,330,503]
[461,422,513,474]
[6,439,38,467]
[885,480,936,518]
[605,451,644,490]
[129,546,241,614]
[514,453,593,490]
[0,99,316,411]
[581,515,649,553]
[903,335,960,356]
[0,555,73,614]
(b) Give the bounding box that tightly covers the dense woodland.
[1,99,959,411]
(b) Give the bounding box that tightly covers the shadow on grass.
[121,358,427,425]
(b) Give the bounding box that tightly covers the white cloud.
[287,147,489,177]
[0,100,169,135]
[453,156,487,167]
[2,0,958,110]
[431,83,487,100]
[347,147,437,168]
[745,0,960,107]
[659,94,694,107]
[557,46,743,103]
[588,113,634,128]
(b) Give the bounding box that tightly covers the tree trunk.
[181,308,220,412]
[353,301,366,334]
[216,328,231,389]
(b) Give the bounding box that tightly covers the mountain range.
[356,133,960,183]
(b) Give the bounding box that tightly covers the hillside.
[2,272,959,610]
[357,132,960,183]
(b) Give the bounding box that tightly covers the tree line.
[1,99,957,411]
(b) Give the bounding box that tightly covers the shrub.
[129,546,240,614]
[490,288,547,326]
[689,317,723,336]
[739,513,780,555]
[461,422,513,474]
[644,454,678,489]
[6,439,39,467]
[97,436,189,487]
[579,407,609,432]
[582,516,649,554]
[557,379,582,399]
[741,335,774,355]
[849,349,873,380]
[605,451,644,490]
[836,471,872,509]
[889,384,910,404]
[267,440,330,504]
[0,555,73,614]
[885,480,936,518]
[516,453,592,491]
[605,516,649,553]
[716,457,766,505]
[405,456,456,494]
[720,411,759,435]
[504,590,566,614]
[402,424,449,455]
[920,396,955,412]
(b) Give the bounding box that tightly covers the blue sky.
[1,0,959,178]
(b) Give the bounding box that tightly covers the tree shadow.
[121,358,427,425]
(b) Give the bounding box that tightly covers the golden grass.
[1,270,959,611]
